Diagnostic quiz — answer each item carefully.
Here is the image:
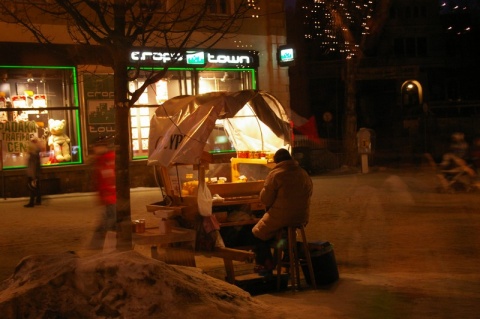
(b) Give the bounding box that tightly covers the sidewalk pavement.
[2,167,480,319]
[0,187,271,286]
[1,186,329,319]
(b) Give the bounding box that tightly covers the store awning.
[148,90,291,167]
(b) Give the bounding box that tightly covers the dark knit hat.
[274,148,292,163]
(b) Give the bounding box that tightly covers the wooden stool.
[275,224,317,290]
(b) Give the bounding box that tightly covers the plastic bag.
[197,167,212,217]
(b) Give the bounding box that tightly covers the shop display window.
[0,66,81,169]
[198,69,254,94]
[129,69,194,158]
[83,67,255,160]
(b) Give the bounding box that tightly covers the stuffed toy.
[48,119,71,162]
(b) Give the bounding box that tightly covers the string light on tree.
[302,0,374,59]
[247,0,260,18]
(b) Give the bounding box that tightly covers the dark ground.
[1,164,480,318]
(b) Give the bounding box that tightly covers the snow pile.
[0,251,280,318]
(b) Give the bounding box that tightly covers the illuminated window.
[129,70,193,158]
[207,0,233,15]
[0,66,81,169]
[198,70,252,94]
[402,82,419,106]
[401,80,423,117]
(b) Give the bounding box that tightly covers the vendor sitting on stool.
[252,148,313,275]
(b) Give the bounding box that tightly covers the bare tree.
[0,0,256,249]
[302,0,392,166]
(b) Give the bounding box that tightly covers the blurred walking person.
[24,137,42,208]
[87,136,116,251]
[450,132,469,160]
[470,137,480,175]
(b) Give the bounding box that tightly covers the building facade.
[291,0,480,167]
[0,1,289,198]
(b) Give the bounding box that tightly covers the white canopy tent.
[148,90,292,167]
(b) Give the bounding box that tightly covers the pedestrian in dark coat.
[24,138,42,208]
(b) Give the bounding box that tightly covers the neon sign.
[130,51,184,63]
[207,53,251,64]
[186,51,205,65]
[277,45,296,67]
[279,48,294,62]
[130,49,256,67]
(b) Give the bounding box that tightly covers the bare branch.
[0,0,254,104]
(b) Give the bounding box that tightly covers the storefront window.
[0,66,81,169]
[83,66,256,160]
[198,69,253,93]
[129,69,193,158]
[198,69,256,154]
[130,68,255,159]
[83,73,115,154]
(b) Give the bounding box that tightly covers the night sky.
[439,0,480,14]
[439,0,480,35]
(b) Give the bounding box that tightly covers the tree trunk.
[344,58,358,167]
[113,52,133,251]
[111,1,132,251]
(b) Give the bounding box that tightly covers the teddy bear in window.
[48,119,71,162]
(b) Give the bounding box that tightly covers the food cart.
[138,90,292,282]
